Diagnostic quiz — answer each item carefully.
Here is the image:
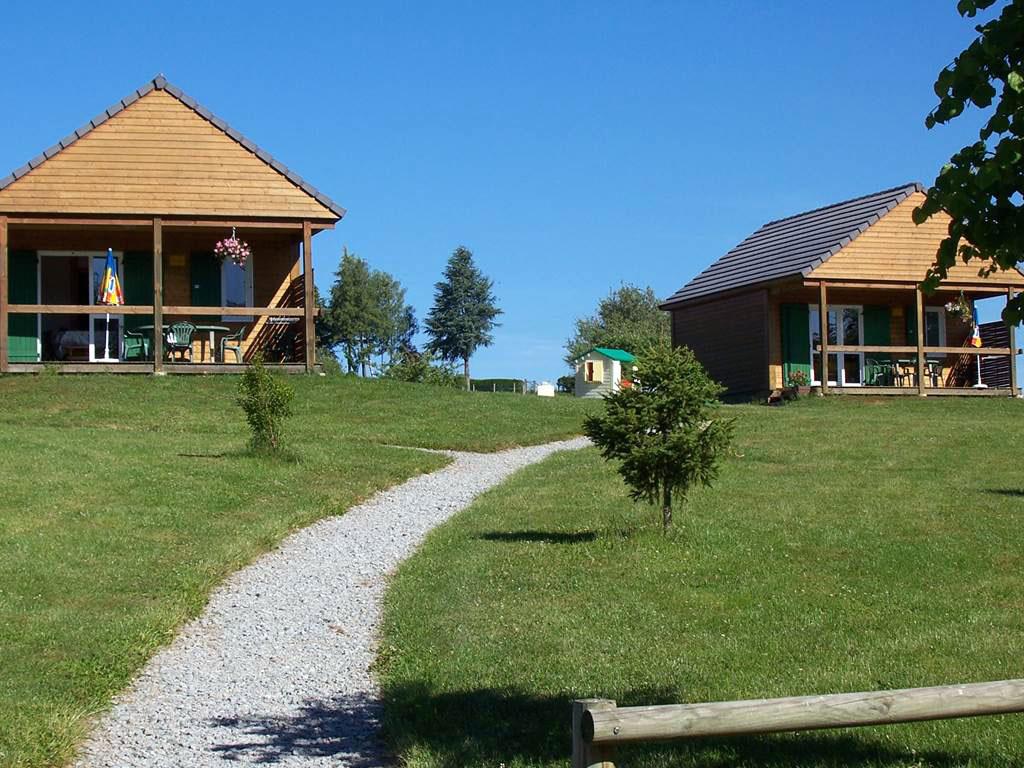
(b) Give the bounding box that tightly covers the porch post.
[915,286,926,396]
[0,215,8,373]
[152,218,163,373]
[302,220,315,372]
[819,281,829,395]
[1009,287,1018,397]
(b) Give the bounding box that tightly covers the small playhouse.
[573,347,636,398]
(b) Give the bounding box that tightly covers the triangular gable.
[0,76,344,220]
[806,191,1024,286]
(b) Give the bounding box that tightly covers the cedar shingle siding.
[670,289,768,397]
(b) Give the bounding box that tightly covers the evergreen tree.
[425,246,502,389]
[584,344,734,533]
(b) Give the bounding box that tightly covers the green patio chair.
[166,322,196,362]
[219,325,247,364]
[123,329,150,361]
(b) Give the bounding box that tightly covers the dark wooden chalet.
[661,183,1024,398]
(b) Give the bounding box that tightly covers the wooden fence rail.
[572,679,1024,768]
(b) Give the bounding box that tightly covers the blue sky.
[0,1,1007,380]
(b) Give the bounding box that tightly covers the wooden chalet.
[0,75,344,373]
[661,183,1023,398]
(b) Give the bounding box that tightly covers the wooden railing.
[572,679,1024,768]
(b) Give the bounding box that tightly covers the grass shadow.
[478,530,597,545]
[986,489,1024,497]
[379,683,977,767]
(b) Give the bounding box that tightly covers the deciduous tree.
[914,0,1024,322]
[564,283,670,366]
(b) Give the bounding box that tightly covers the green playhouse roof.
[590,347,636,363]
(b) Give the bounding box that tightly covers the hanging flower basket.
[944,291,973,325]
[214,229,252,268]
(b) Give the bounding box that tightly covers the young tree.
[584,344,734,533]
[324,249,376,374]
[323,249,417,375]
[564,283,670,366]
[914,0,1024,322]
[425,246,502,389]
[371,271,417,369]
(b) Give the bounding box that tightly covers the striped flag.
[970,306,983,348]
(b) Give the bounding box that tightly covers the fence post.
[572,699,617,768]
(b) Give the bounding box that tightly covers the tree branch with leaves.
[914,0,1024,322]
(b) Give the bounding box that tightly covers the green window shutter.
[190,252,221,323]
[780,303,811,384]
[863,305,891,363]
[8,251,39,362]
[122,252,153,332]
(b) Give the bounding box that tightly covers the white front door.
[89,253,124,362]
[809,305,864,386]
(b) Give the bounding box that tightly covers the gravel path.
[74,437,589,768]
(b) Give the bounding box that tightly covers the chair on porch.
[219,326,247,364]
[166,322,197,362]
[864,358,895,387]
[123,329,150,361]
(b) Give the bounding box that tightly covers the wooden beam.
[153,218,163,372]
[582,679,1024,745]
[818,282,829,394]
[1010,288,1019,397]
[573,699,617,768]
[6,216,335,231]
[814,344,1012,356]
[0,215,8,374]
[5,304,307,317]
[302,220,315,372]
[3,363,310,374]
[803,279,1014,294]
[916,287,926,396]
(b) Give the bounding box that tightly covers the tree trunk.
[662,485,672,532]
[464,357,471,391]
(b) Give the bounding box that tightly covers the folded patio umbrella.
[96,248,125,361]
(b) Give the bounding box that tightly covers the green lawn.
[0,373,596,768]
[381,396,1024,768]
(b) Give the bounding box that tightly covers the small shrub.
[237,353,295,451]
[382,349,462,388]
[317,347,343,376]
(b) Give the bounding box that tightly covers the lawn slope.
[0,374,596,768]
[381,397,1024,768]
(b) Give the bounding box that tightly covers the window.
[221,258,253,322]
[584,359,603,383]
[924,307,946,357]
[586,361,595,382]
[809,305,863,386]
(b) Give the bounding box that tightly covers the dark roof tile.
[661,183,922,306]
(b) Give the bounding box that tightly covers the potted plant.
[786,369,810,397]
[945,291,973,325]
[214,228,252,268]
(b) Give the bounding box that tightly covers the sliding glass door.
[809,305,863,386]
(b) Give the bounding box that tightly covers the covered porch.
[770,278,1020,397]
[0,215,322,373]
